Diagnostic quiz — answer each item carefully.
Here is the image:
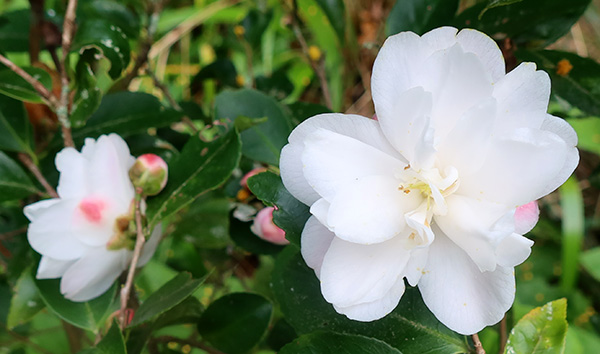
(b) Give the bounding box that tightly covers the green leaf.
[71,19,131,79]
[247,172,310,246]
[479,0,525,18]
[171,196,231,249]
[215,89,293,166]
[314,0,346,41]
[71,92,183,143]
[35,278,116,332]
[517,50,600,116]
[96,320,126,354]
[7,267,45,329]
[70,51,103,128]
[565,326,600,354]
[504,298,568,354]
[566,118,600,156]
[454,0,591,47]
[0,67,53,103]
[197,293,273,354]
[229,211,286,255]
[280,331,402,354]
[0,10,30,52]
[580,247,600,282]
[129,272,207,327]
[559,177,585,292]
[78,0,140,38]
[272,247,469,353]
[0,152,39,201]
[0,95,34,154]
[386,0,459,36]
[287,101,331,125]
[242,8,273,48]
[146,128,241,227]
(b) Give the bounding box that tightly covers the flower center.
[78,197,106,224]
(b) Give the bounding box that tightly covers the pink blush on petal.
[78,197,106,223]
[514,201,539,235]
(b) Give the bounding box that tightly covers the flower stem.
[18,153,59,198]
[119,188,146,329]
[0,53,59,107]
[499,315,507,354]
[472,333,486,354]
[57,0,78,148]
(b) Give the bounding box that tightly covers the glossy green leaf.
[517,50,600,116]
[247,172,310,246]
[78,0,140,38]
[35,278,116,332]
[314,0,345,41]
[565,326,600,354]
[229,211,285,255]
[7,267,45,329]
[146,128,241,227]
[215,89,293,165]
[0,95,34,154]
[129,272,207,327]
[386,0,459,36]
[171,196,231,249]
[280,331,402,354]
[272,247,469,353]
[0,67,52,103]
[71,92,183,144]
[455,0,590,47]
[96,320,126,354]
[70,51,103,128]
[559,177,585,292]
[504,298,568,354]
[287,101,331,125]
[0,152,39,201]
[580,247,600,282]
[197,293,273,354]
[0,10,30,52]
[242,8,273,48]
[71,19,131,79]
[566,118,600,155]
[479,0,525,18]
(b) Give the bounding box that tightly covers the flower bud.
[250,207,288,245]
[129,154,168,196]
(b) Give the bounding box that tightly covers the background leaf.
[197,293,273,354]
[0,152,39,201]
[580,247,600,281]
[96,320,126,354]
[386,0,459,36]
[0,67,52,103]
[279,331,402,354]
[7,267,45,329]
[314,0,346,41]
[0,95,34,154]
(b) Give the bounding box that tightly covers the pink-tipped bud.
[240,167,267,190]
[129,154,168,196]
[514,201,539,235]
[250,207,288,245]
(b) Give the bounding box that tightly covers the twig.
[472,333,486,354]
[0,227,27,241]
[145,68,198,133]
[0,54,58,107]
[499,315,507,354]
[18,153,59,198]
[56,0,78,148]
[28,0,45,63]
[120,188,146,329]
[290,0,332,109]
[61,320,82,353]
[154,336,227,354]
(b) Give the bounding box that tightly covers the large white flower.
[280,27,578,335]
[25,134,162,302]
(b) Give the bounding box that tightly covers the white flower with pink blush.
[280,27,578,334]
[251,207,289,245]
[24,134,162,302]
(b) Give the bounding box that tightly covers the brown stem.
[154,336,227,354]
[472,333,486,354]
[61,320,83,353]
[499,315,507,354]
[0,54,58,107]
[56,0,78,148]
[0,227,27,241]
[28,0,45,63]
[18,153,59,198]
[120,188,146,329]
[290,1,332,109]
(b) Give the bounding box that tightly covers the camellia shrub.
[0,0,599,353]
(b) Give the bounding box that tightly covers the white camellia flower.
[25,134,162,302]
[280,27,578,335]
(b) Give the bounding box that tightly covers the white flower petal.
[27,200,90,260]
[404,247,429,286]
[302,128,405,202]
[421,26,458,52]
[301,216,335,278]
[139,224,163,266]
[418,228,515,335]
[281,114,401,206]
[456,29,505,82]
[55,148,89,199]
[36,257,76,279]
[459,128,574,206]
[334,276,406,322]
[309,198,331,228]
[24,199,60,221]
[514,201,539,234]
[60,248,129,302]
[320,235,410,308]
[327,175,422,244]
[496,233,534,268]
[435,195,514,272]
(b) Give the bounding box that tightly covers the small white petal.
[55,148,89,199]
[320,235,410,308]
[301,216,335,278]
[309,198,330,228]
[421,27,458,52]
[327,175,422,244]
[418,228,515,335]
[456,29,505,82]
[24,199,60,221]
[514,201,540,234]
[404,202,435,247]
[36,257,76,279]
[496,233,534,268]
[404,247,429,286]
[334,276,406,322]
